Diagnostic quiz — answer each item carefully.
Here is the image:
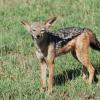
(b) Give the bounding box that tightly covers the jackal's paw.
[88,80,92,85]
[40,87,46,93]
[47,88,52,95]
[82,74,87,81]
[83,78,92,85]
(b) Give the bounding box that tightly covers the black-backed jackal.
[21,17,100,94]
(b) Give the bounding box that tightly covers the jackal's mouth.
[31,35,44,41]
[36,35,41,39]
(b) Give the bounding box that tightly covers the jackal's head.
[21,17,57,41]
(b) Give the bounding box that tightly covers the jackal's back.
[54,27,89,39]
[49,27,90,49]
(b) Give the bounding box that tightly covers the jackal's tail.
[90,34,100,51]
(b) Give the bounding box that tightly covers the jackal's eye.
[31,29,36,32]
[41,29,45,33]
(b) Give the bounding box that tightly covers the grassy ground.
[0,0,100,100]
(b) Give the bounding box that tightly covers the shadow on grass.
[54,64,100,86]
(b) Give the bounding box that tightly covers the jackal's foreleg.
[40,60,47,92]
[47,61,54,94]
[47,43,55,94]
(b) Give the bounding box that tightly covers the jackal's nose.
[36,35,41,39]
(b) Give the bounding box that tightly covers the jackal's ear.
[44,17,57,28]
[21,21,31,32]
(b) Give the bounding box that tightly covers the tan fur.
[56,32,95,84]
[21,17,97,94]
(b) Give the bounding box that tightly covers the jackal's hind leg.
[75,49,95,84]
[82,66,87,80]
[71,50,87,80]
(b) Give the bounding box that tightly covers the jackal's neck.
[32,34,49,54]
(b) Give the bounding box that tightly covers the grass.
[0,0,100,99]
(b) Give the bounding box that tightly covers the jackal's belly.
[55,43,70,56]
[55,45,70,56]
[55,39,75,56]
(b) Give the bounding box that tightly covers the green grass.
[0,0,100,100]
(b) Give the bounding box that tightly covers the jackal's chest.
[35,50,44,60]
[35,44,48,60]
